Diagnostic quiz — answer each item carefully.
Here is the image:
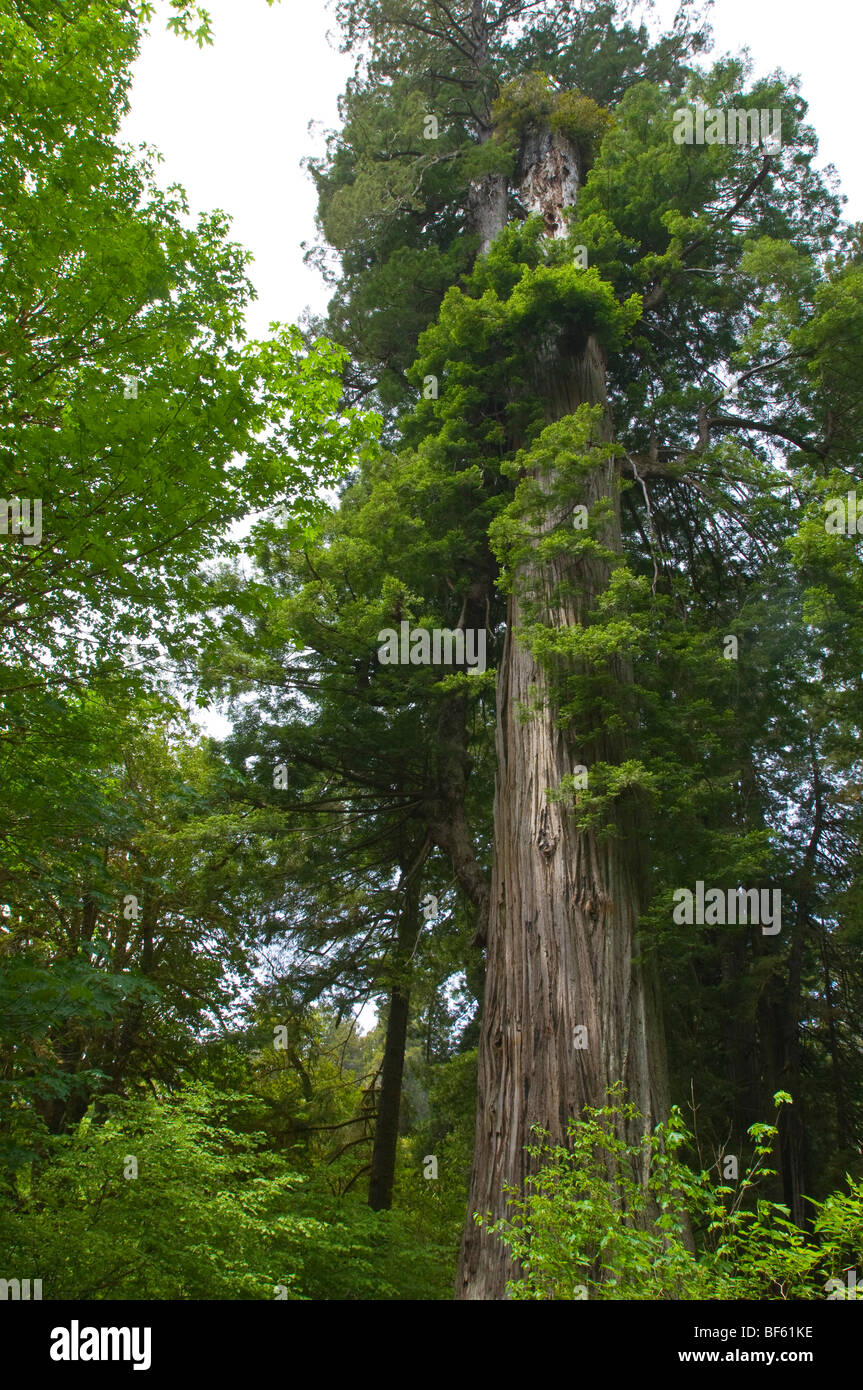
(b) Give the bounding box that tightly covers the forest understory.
[1,0,862,1307]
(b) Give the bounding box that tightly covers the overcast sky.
[122,0,863,342]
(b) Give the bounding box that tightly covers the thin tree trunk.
[777,729,824,1226]
[368,851,426,1211]
[820,930,850,1147]
[368,981,412,1211]
[428,588,492,945]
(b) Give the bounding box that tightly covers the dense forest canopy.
[1,0,861,1306]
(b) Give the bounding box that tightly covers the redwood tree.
[300,0,856,1296]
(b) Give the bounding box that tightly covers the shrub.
[480,1084,863,1300]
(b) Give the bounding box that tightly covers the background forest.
[1,0,862,1301]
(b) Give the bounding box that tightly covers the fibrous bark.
[518,126,581,238]
[457,127,670,1300]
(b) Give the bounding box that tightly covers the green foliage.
[492,72,612,157]
[0,1084,315,1299]
[0,1080,457,1300]
[0,947,157,1177]
[2,0,862,1305]
[0,0,378,701]
[482,1087,863,1300]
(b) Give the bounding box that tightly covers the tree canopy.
[1,0,861,1311]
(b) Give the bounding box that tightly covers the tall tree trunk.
[452,111,671,1298]
[368,851,425,1211]
[819,930,851,1149]
[428,581,493,944]
[368,981,411,1211]
[457,328,669,1296]
[464,0,506,257]
[774,730,824,1226]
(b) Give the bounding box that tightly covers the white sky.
[122,0,352,339]
[122,0,863,344]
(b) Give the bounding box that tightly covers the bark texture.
[456,335,669,1299]
[451,100,671,1298]
[468,174,509,257]
[518,127,581,238]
